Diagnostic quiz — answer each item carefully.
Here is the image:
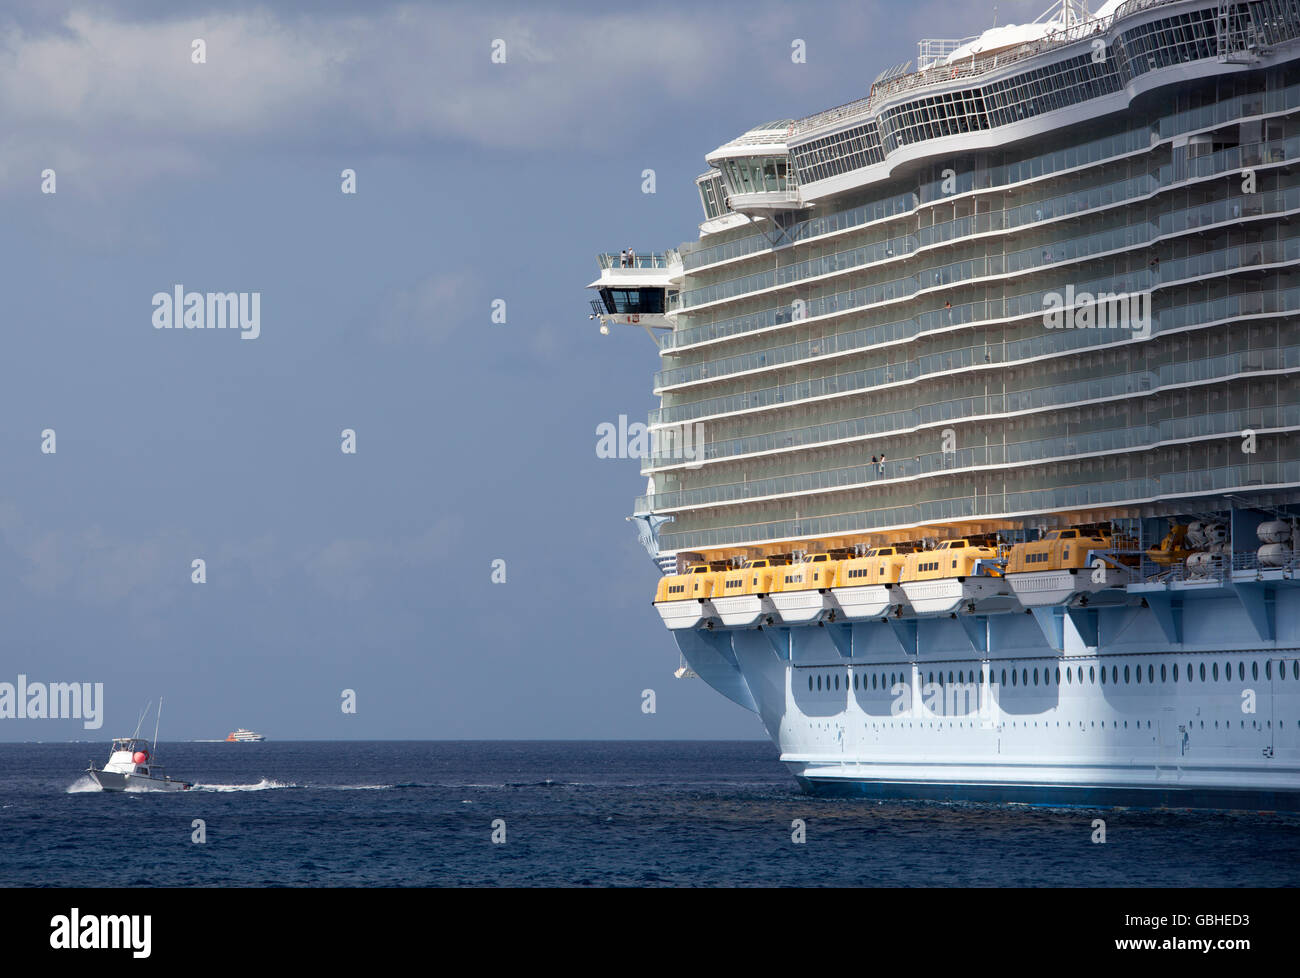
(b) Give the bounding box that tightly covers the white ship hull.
[672,586,1300,809]
[89,769,190,792]
[1008,567,1125,607]
[899,578,1013,615]
[831,584,901,620]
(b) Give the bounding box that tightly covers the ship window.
[1089,667,1095,683]
[853,674,858,690]
[1055,668,1061,685]
[1011,669,1017,687]
[1212,663,1219,681]
[1294,661,1299,680]
[1161,664,1167,682]
[809,676,813,691]
[1125,665,1131,683]
[1023,669,1029,687]
[1112,666,1118,684]
[1200,663,1206,681]
[1266,661,1272,680]
[1033,668,1039,686]
[1252,661,1258,680]
[1066,668,1072,685]
[1001,669,1007,686]
[872,674,878,690]
[834,675,840,690]
[1100,667,1106,685]
[817,676,822,690]
[1238,662,1245,682]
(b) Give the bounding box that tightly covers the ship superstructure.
[591,0,1300,808]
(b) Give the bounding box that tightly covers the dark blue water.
[3,740,1298,886]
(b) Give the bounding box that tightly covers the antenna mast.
[153,697,163,755]
[132,701,151,741]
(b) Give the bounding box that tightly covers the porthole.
[1173,663,1179,681]
[1238,662,1245,682]
[1212,663,1218,681]
[1055,667,1061,685]
[1033,668,1039,686]
[809,676,814,691]
[1012,669,1018,687]
[853,674,859,690]
[1001,669,1007,686]
[1161,664,1167,682]
[1022,669,1028,686]
[1124,665,1130,684]
[1100,667,1106,685]
[1148,665,1154,684]
[1090,666,1096,683]
[1200,663,1206,681]
[1294,661,1299,680]
[1188,662,1194,681]
[1266,661,1272,680]
[872,674,878,690]
[1066,668,1072,685]
[1112,666,1118,685]
[1252,661,1259,680]
[817,676,822,691]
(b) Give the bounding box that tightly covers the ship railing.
[597,252,675,271]
[1231,551,1300,574]
[1136,555,1231,585]
[792,0,1181,137]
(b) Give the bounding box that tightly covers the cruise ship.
[590,0,1300,809]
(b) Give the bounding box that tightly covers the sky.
[0,0,1050,741]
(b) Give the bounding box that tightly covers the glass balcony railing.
[636,404,1300,514]
[654,460,1300,552]
[664,182,1300,357]
[597,251,676,270]
[657,222,1300,393]
[643,346,1300,472]
[651,285,1300,427]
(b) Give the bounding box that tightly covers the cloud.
[0,3,758,194]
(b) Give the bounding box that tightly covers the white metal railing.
[791,0,1185,138]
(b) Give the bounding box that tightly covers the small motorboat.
[87,699,191,792]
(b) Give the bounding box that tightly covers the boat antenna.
[153,697,163,756]
[131,701,151,741]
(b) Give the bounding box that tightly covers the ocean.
[3,740,1298,887]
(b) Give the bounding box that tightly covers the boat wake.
[192,779,299,792]
[66,776,101,793]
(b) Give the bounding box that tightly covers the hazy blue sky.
[1,0,1047,740]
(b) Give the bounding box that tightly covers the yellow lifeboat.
[1006,528,1121,606]
[830,546,915,619]
[770,553,842,623]
[652,563,722,630]
[899,538,1010,614]
[712,558,785,627]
